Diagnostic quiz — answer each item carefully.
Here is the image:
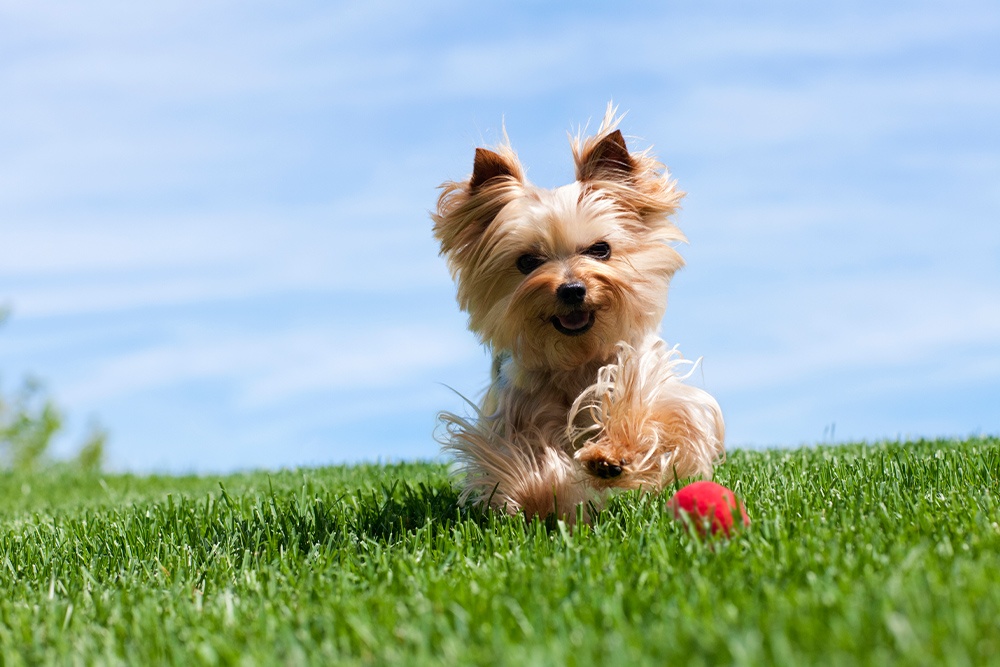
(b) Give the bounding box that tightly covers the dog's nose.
[556,281,587,305]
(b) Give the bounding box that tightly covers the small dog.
[433,106,724,520]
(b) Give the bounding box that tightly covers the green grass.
[1,437,998,666]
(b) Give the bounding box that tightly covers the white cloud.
[656,69,1000,161]
[2,1,998,469]
[655,6,1000,61]
[60,323,480,407]
[700,275,1000,393]
[2,194,452,317]
[5,252,449,320]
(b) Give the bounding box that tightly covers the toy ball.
[667,480,750,537]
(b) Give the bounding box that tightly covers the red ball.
[667,480,750,537]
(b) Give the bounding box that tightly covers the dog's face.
[434,116,686,371]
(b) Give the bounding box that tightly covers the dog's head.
[433,108,686,371]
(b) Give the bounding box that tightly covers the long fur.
[433,104,725,521]
[569,340,725,491]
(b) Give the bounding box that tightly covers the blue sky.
[2,1,998,472]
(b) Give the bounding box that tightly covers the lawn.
[1,437,998,665]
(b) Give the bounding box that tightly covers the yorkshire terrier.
[433,106,725,520]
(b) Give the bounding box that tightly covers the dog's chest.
[494,365,602,452]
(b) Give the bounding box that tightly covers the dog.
[433,106,724,520]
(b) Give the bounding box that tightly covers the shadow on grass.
[343,480,468,541]
[210,478,478,561]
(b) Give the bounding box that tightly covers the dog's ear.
[575,129,634,182]
[470,148,519,189]
[433,145,525,266]
[572,108,685,224]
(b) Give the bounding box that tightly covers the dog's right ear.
[470,148,519,190]
[433,145,525,266]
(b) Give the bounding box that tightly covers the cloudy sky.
[2,1,998,472]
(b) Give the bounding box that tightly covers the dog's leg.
[571,342,725,492]
[440,411,596,520]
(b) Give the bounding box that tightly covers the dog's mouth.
[551,310,595,336]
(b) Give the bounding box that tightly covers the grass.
[1,437,998,666]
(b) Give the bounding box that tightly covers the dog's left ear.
[575,129,634,182]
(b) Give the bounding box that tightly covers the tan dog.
[433,106,724,520]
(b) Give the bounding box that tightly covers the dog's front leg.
[571,342,725,492]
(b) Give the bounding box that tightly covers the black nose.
[556,281,587,305]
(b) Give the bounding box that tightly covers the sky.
[1,1,998,472]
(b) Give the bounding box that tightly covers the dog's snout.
[556,281,587,305]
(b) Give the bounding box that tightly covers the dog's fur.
[433,106,724,520]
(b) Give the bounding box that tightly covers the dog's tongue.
[557,311,591,330]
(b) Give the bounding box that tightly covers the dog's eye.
[583,241,611,260]
[516,254,545,275]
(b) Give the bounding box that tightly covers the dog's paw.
[575,444,630,483]
[587,458,624,479]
